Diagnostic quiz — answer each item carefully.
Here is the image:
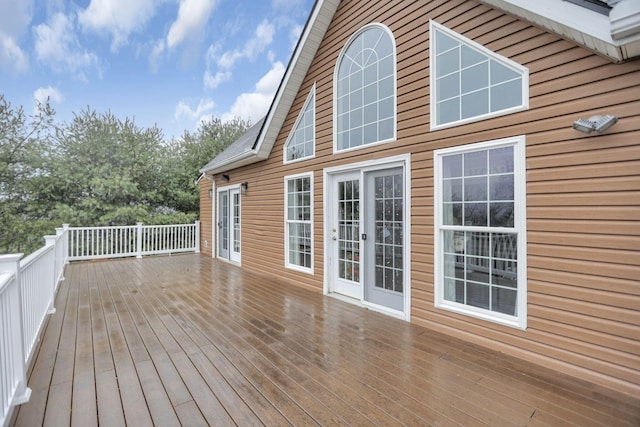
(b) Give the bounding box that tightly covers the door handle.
[332,236,337,241]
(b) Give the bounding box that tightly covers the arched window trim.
[284,83,316,164]
[429,20,529,131]
[333,22,397,154]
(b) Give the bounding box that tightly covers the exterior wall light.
[208,189,213,198]
[241,182,248,196]
[221,174,230,182]
[572,115,618,134]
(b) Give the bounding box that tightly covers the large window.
[334,23,396,152]
[284,85,315,163]
[430,21,528,130]
[285,173,313,273]
[434,136,527,329]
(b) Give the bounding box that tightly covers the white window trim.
[429,20,529,131]
[333,22,397,154]
[284,172,314,274]
[433,136,527,329]
[284,83,316,164]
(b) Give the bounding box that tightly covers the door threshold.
[362,300,407,321]
[327,293,407,320]
[327,292,364,306]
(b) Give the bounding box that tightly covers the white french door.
[218,187,241,263]
[328,171,362,299]
[363,168,404,311]
[326,161,408,314]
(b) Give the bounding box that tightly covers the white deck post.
[136,222,143,258]
[44,236,57,315]
[61,224,70,264]
[0,254,32,408]
[195,221,201,253]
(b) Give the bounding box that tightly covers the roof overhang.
[200,150,263,176]
[479,0,640,62]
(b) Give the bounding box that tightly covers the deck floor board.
[11,254,640,426]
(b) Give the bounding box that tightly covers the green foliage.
[1,95,250,256]
[0,95,57,254]
[49,108,166,226]
[161,116,249,213]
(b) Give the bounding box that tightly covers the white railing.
[0,225,68,427]
[455,233,517,279]
[67,221,200,261]
[0,221,199,427]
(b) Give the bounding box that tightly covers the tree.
[1,96,250,255]
[47,108,168,226]
[161,117,250,214]
[0,95,56,253]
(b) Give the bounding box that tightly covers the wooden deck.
[10,254,639,426]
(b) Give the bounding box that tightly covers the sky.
[0,0,315,140]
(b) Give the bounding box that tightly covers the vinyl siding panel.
[199,0,640,397]
[198,179,213,257]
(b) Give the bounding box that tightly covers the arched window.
[334,23,396,152]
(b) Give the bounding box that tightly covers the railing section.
[0,225,68,427]
[68,221,200,261]
[0,222,199,426]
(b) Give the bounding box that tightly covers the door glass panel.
[374,173,403,293]
[233,192,240,253]
[338,179,360,282]
[219,192,229,252]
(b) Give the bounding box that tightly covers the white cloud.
[243,20,275,62]
[167,0,218,50]
[78,0,155,52]
[0,0,33,39]
[0,36,29,73]
[34,86,63,105]
[34,12,99,78]
[203,19,275,90]
[289,23,304,49]
[0,0,33,73]
[203,70,231,90]
[175,98,216,126]
[33,86,63,114]
[149,38,166,73]
[221,61,285,123]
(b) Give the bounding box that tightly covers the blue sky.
[0,0,314,140]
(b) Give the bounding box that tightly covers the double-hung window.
[284,85,315,163]
[335,23,396,152]
[285,173,313,273]
[430,21,528,130]
[434,136,527,329]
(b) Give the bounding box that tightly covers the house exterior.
[199,0,640,397]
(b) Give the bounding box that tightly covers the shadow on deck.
[11,254,640,426]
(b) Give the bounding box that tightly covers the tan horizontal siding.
[199,0,640,397]
[198,179,213,257]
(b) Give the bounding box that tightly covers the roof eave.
[479,0,640,62]
[199,149,266,176]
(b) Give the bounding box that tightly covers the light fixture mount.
[572,115,618,134]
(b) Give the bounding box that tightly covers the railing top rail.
[20,243,55,269]
[0,271,15,294]
[68,225,138,231]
